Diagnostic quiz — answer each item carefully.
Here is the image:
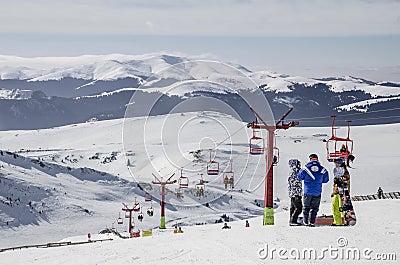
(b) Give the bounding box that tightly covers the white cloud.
[0,0,399,36]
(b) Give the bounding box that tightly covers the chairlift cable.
[336,115,400,122]
[156,107,400,179]
[294,107,400,121]
[291,114,400,123]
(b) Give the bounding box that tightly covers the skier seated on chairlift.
[340,144,348,154]
[339,144,356,166]
[222,223,231,229]
[138,214,143,222]
[273,155,278,165]
[229,177,234,189]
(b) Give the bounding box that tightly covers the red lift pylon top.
[248,107,298,226]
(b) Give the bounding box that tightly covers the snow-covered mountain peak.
[1,53,399,98]
[0,53,194,82]
[1,53,400,129]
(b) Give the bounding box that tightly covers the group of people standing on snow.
[288,154,329,227]
[288,153,353,227]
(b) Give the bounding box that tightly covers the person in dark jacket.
[288,159,303,226]
[298,154,329,227]
[377,187,383,199]
[222,223,231,229]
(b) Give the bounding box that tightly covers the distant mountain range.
[1,54,399,130]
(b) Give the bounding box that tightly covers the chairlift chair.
[273,146,280,166]
[147,207,154,217]
[144,192,152,202]
[223,160,234,187]
[117,213,123,225]
[228,176,234,189]
[271,136,280,166]
[195,180,205,190]
[326,117,354,163]
[249,129,265,155]
[179,168,189,188]
[147,202,154,217]
[195,178,206,195]
[207,149,220,175]
[138,211,144,222]
[133,197,141,212]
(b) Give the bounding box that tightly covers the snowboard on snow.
[297,215,335,226]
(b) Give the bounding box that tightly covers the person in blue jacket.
[298,154,329,227]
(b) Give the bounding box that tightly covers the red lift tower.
[122,202,136,237]
[248,107,298,225]
[152,173,176,229]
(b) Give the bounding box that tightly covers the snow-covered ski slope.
[1,200,399,265]
[0,112,399,263]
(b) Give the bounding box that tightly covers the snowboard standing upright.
[338,169,357,226]
[341,193,357,226]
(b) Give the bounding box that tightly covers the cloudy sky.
[1,0,399,80]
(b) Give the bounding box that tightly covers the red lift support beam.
[248,107,299,225]
[152,173,176,229]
